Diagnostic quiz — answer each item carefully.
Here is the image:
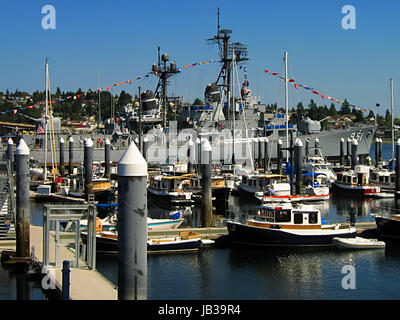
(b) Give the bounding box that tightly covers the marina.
[1,1,400,306]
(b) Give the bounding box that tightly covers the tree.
[307,99,318,119]
[192,98,203,106]
[340,99,351,115]
[328,103,338,117]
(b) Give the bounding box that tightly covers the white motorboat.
[332,236,385,249]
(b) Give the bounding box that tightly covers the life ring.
[97,138,102,144]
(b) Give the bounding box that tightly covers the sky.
[0,0,400,117]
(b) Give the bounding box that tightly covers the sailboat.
[35,59,59,193]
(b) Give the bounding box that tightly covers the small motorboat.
[81,230,208,253]
[332,237,386,250]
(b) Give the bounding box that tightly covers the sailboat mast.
[44,59,49,182]
[284,51,289,162]
[232,51,235,165]
[391,78,394,160]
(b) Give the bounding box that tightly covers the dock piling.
[62,260,70,300]
[351,139,358,170]
[346,138,352,166]
[104,138,111,180]
[117,141,148,300]
[264,138,269,173]
[188,136,194,173]
[59,137,65,177]
[16,139,30,258]
[201,138,213,228]
[7,137,13,163]
[396,139,400,196]
[84,138,93,200]
[340,138,345,167]
[68,136,74,175]
[294,138,303,196]
[277,138,283,174]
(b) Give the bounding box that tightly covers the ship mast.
[284,51,289,162]
[391,78,394,160]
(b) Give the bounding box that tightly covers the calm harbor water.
[94,143,400,300]
[2,143,400,300]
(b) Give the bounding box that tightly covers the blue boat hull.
[226,221,357,247]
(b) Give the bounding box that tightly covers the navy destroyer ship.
[5,19,376,166]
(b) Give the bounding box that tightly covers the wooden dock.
[0,225,117,300]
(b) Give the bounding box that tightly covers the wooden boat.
[81,230,205,253]
[185,174,231,201]
[332,165,381,196]
[332,237,385,249]
[237,174,291,202]
[375,214,400,240]
[369,168,395,191]
[80,211,184,232]
[148,174,194,206]
[226,202,357,247]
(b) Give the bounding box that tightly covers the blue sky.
[0,0,399,117]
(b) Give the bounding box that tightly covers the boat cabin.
[149,174,191,192]
[242,174,288,190]
[188,175,226,190]
[255,203,321,227]
[336,165,372,187]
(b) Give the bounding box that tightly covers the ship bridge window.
[274,210,291,223]
[161,181,168,189]
[337,174,342,182]
[352,177,357,184]
[391,176,395,183]
[294,213,303,224]
[278,130,286,137]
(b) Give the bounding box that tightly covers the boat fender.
[270,224,281,229]
[96,217,102,233]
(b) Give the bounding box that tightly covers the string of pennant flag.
[0,59,222,115]
[264,68,373,114]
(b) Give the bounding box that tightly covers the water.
[93,143,400,300]
[3,143,400,300]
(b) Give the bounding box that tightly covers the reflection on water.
[0,263,45,300]
[94,193,400,300]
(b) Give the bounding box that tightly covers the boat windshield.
[259,209,291,223]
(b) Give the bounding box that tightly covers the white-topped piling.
[187,136,195,173]
[378,138,383,163]
[396,139,400,195]
[340,138,345,167]
[104,138,111,180]
[351,139,358,170]
[277,138,283,174]
[68,136,74,175]
[294,138,303,196]
[16,139,30,258]
[118,141,148,300]
[264,138,269,173]
[59,137,65,177]
[7,137,13,163]
[84,138,93,200]
[201,138,213,227]
[346,138,352,166]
